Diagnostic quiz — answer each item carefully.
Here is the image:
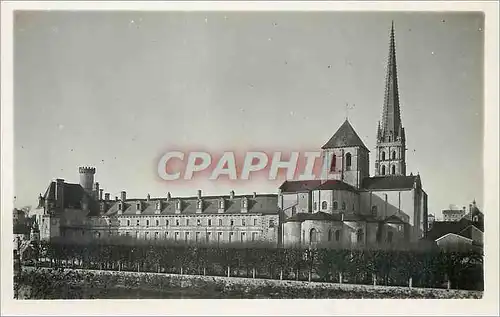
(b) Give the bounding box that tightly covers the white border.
[1,1,499,316]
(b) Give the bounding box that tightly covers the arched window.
[345,153,352,170]
[382,152,386,161]
[333,201,338,210]
[335,230,341,241]
[391,165,396,175]
[387,231,393,243]
[356,229,364,243]
[382,165,386,175]
[341,202,346,210]
[321,201,328,210]
[218,219,223,226]
[473,215,479,222]
[371,205,378,215]
[330,154,336,172]
[392,151,396,160]
[310,228,318,244]
[328,229,333,241]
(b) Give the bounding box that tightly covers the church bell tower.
[375,22,407,177]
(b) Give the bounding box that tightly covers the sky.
[14,11,484,218]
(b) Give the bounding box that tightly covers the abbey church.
[32,23,428,249]
[279,22,428,248]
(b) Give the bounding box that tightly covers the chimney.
[253,192,257,199]
[230,190,235,199]
[104,193,110,201]
[94,182,100,199]
[99,189,104,200]
[121,191,127,201]
[197,190,202,199]
[167,192,171,201]
[55,179,65,209]
[147,194,151,202]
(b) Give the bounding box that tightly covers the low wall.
[20,266,482,299]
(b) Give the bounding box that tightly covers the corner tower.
[375,22,407,176]
[79,166,96,193]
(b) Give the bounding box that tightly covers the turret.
[79,167,96,193]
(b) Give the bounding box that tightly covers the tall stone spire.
[380,21,403,142]
[374,22,407,177]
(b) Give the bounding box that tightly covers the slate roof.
[104,194,279,216]
[458,225,483,240]
[321,119,369,151]
[426,220,483,241]
[285,212,379,223]
[315,180,358,193]
[361,175,418,190]
[279,180,322,193]
[42,181,100,216]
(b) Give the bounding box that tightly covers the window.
[218,232,222,242]
[185,232,189,242]
[176,219,180,226]
[219,219,223,226]
[146,220,150,227]
[387,231,393,243]
[382,165,386,175]
[241,232,246,242]
[382,151,386,161]
[127,219,131,226]
[230,219,234,226]
[166,220,169,226]
[155,219,159,226]
[196,232,200,242]
[252,232,257,242]
[145,232,150,239]
[229,232,233,242]
[392,151,396,160]
[242,219,246,226]
[309,228,318,244]
[269,219,275,228]
[197,200,202,209]
[136,202,141,210]
[136,219,140,226]
[253,219,257,226]
[118,203,123,211]
[335,230,341,241]
[219,200,224,208]
[330,154,336,172]
[186,219,190,226]
[208,219,212,226]
[345,153,352,170]
[357,229,364,243]
[328,229,333,241]
[371,205,378,215]
[197,219,201,226]
[314,202,318,210]
[175,232,179,241]
[333,201,338,210]
[154,232,159,240]
[165,232,169,239]
[342,202,346,210]
[473,215,479,222]
[391,165,396,175]
[352,203,355,211]
[321,201,328,210]
[206,232,211,242]
[156,201,161,210]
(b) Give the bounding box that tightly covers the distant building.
[427,214,435,230]
[442,207,466,222]
[425,201,484,252]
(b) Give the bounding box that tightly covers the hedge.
[25,238,484,291]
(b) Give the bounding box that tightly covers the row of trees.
[25,238,484,291]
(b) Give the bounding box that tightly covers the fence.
[26,239,484,291]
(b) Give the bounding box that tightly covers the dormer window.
[136,202,141,210]
[156,201,161,210]
[242,198,248,208]
[118,203,123,211]
[197,200,203,209]
[219,199,224,209]
[473,215,479,222]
